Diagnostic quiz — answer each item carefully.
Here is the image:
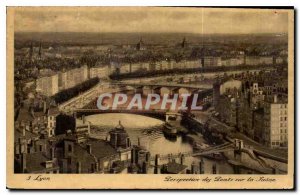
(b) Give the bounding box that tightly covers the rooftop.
[164,161,187,174]
[15,129,39,142]
[85,139,117,159]
[25,152,52,173]
[15,108,34,122]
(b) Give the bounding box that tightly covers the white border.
[1,1,298,194]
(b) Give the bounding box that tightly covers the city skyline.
[14,7,289,34]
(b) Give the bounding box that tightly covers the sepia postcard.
[6,7,294,189]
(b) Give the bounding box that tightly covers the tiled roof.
[86,139,117,159]
[15,129,39,142]
[25,153,51,173]
[48,107,60,116]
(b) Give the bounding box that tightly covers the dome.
[115,120,125,131]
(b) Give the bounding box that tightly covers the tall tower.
[28,42,33,63]
[38,41,42,60]
[136,37,144,51]
[181,37,186,48]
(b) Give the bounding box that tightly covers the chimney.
[146,152,151,163]
[45,160,53,169]
[30,107,35,118]
[82,115,85,124]
[21,153,27,173]
[180,154,185,165]
[43,101,47,114]
[191,162,197,174]
[87,144,92,154]
[142,162,148,174]
[199,158,204,174]
[22,127,26,137]
[131,148,136,164]
[273,94,278,103]
[50,147,55,160]
[212,164,217,174]
[76,161,81,173]
[155,154,160,166]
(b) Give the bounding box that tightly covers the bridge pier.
[212,163,217,174]
[153,87,162,96]
[134,86,144,95]
[142,162,148,174]
[154,154,161,174]
[233,139,244,162]
[199,158,204,174]
[160,87,173,97]
[165,112,182,122]
[171,87,180,97]
[233,164,241,174]
[191,162,199,174]
[234,139,244,149]
[142,86,152,96]
[131,147,137,165]
[180,154,185,165]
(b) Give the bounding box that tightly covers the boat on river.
[193,142,210,150]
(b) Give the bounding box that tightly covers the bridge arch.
[74,109,167,121]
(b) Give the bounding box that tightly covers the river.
[85,113,234,174]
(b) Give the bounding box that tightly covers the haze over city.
[14,7,288,34]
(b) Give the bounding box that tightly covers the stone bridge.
[74,108,182,122]
[59,81,213,114]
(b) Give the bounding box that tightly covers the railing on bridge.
[74,107,170,115]
[149,142,235,161]
[110,81,211,90]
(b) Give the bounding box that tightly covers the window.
[39,145,42,152]
[68,145,72,152]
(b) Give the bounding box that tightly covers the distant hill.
[14,32,288,49]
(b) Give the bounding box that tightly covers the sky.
[14,7,289,34]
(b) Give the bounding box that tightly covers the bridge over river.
[59,81,213,114]
[149,142,234,161]
[148,139,283,174]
